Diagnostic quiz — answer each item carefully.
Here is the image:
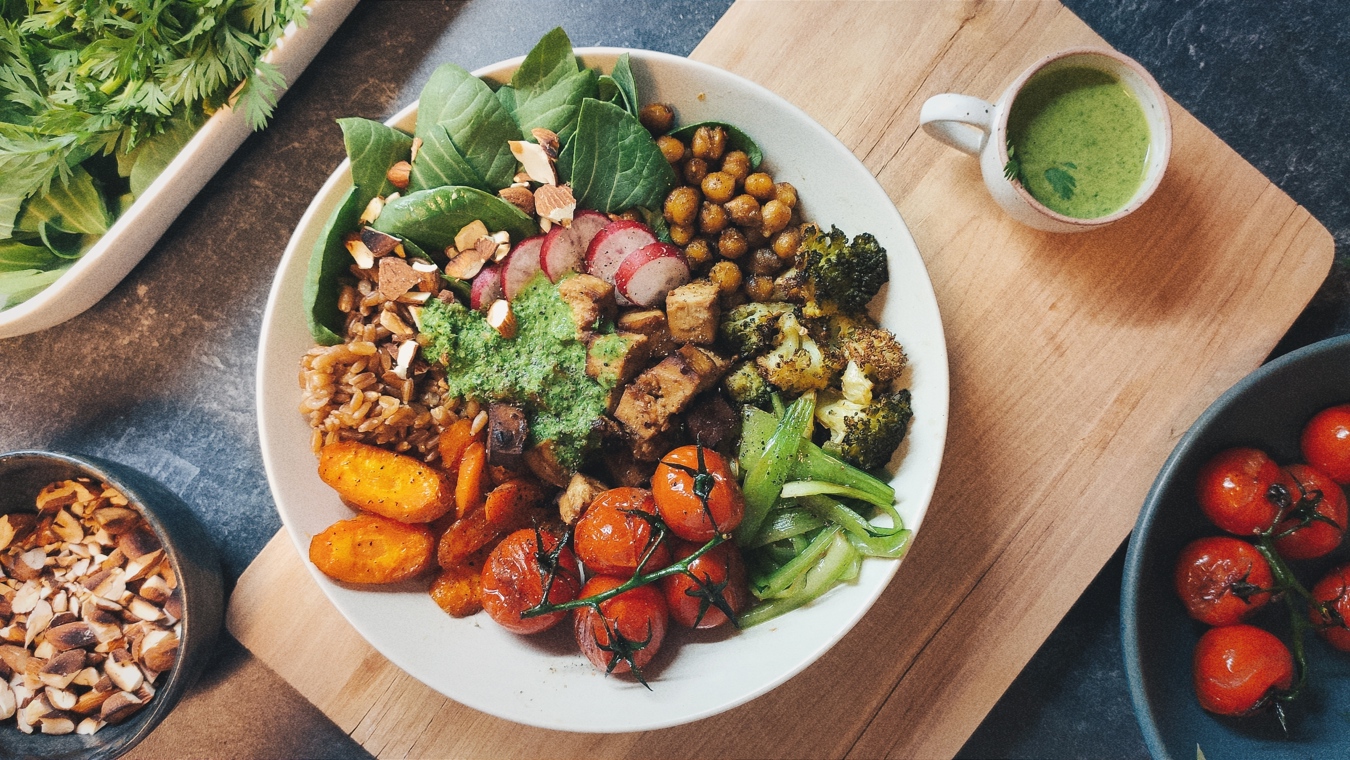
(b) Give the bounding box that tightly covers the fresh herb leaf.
[339,118,414,208]
[409,123,487,193]
[0,240,57,272]
[372,186,538,253]
[668,121,763,168]
[559,98,677,213]
[23,166,109,237]
[1002,141,1023,184]
[1044,163,1077,201]
[304,186,363,345]
[415,63,524,191]
[123,110,204,197]
[233,60,288,131]
[0,265,69,309]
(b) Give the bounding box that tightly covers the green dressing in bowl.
[1007,66,1151,219]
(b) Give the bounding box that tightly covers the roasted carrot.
[455,441,487,519]
[318,441,453,523]
[310,514,435,584]
[483,480,545,527]
[437,508,496,568]
[437,418,478,479]
[429,558,487,617]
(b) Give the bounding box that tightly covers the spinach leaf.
[372,186,537,253]
[559,98,676,214]
[669,121,764,168]
[23,166,110,236]
[502,68,598,141]
[303,186,363,345]
[606,53,640,117]
[415,63,523,191]
[0,240,57,272]
[339,118,413,209]
[0,265,69,309]
[410,123,487,193]
[509,27,579,92]
[119,112,202,197]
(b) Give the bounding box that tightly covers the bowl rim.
[0,448,223,757]
[1121,333,1350,759]
[256,45,949,732]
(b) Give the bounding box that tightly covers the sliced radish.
[584,220,657,287]
[614,242,690,307]
[470,264,503,311]
[539,225,583,282]
[502,235,546,300]
[570,210,611,254]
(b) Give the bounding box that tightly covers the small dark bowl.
[1123,333,1350,759]
[0,451,223,760]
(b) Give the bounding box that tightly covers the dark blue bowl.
[1123,333,1350,759]
[0,451,223,760]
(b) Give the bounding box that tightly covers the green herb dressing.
[420,273,612,470]
[1007,66,1151,219]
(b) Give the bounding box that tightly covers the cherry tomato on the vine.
[573,575,669,676]
[573,487,671,576]
[1309,564,1350,652]
[652,445,745,542]
[660,539,750,629]
[1301,404,1350,485]
[1192,624,1294,717]
[1272,463,1347,560]
[480,526,580,635]
[1174,537,1274,626]
[1196,447,1283,536]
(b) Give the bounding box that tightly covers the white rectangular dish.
[0,0,360,339]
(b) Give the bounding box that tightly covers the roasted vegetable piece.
[430,559,487,617]
[815,378,913,472]
[481,526,581,634]
[825,313,908,387]
[317,441,454,523]
[723,360,772,408]
[795,224,889,314]
[755,310,840,395]
[719,301,796,357]
[483,479,546,527]
[455,441,487,519]
[309,514,435,584]
[438,418,479,478]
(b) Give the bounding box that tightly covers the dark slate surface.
[0,1,1345,758]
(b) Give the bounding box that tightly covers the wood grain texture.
[228,1,1333,757]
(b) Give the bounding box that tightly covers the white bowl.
[256,48,949,732]
[0,0,359,339]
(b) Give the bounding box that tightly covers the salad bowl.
[256,47,949,732]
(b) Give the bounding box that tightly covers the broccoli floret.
[723,360,772,408]
[719,301,797,356]
[815,385,913,472]
[826,313,908,387]
[756,311,841,395]
[797,224,889,314]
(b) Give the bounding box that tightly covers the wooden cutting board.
[229,1,1333,757]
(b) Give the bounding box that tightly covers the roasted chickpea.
[669,223,695,246]
[745,274,775,302]
[691,125,727,161]
[748,247,782,276]
[657,135,685,164]
[664,186,701,226]
[701,171,736,204]
[640,103,675,134]
[684,238,713,268]
[616,209,642,222]
[720,151,750,183]
[772,228,802,260]
[699,202,728,235]
[760,199,792,236]
[724,194,761,227]
[683,158,708,186]
[717,228,748,259]
[774,182,798,208]
[709,261,743,294]
[743,226,769,249]
[744,172,775,200]
[722,290,748,309]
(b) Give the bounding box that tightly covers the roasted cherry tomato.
[1193,624,1294,716]
[1272,463,1347,560]
[1196,447,1283,536]
[574,487,671,576]
[660,539,750,629]
[573,575,669,676]
[480,526,580,635]
[652,445,745,542]
[1301,404,1350,485]
[1174,536,1274,626]
[1309,564,1350,651]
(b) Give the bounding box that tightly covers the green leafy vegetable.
[121,110,204,197]
[409,123,488,193]
[669,121,764,168]
[599,53,640,118]
[496,28,597,141]
[1045,162,1078,200]
[339,118,414,209]
[508,26,579,92]
[303,186,363,346]
[371,186,537,253]
[415,62,523,191]
[558,98,677,213]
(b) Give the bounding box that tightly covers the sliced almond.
[453,220,490,254]
[358,195,385,225]
[52,510,83,543]
[0,680,13,720]
[443,243,494,281]
[534,183,576,225]
[117,529,159,561]
[498,185,535,216]
[345,236,375,269]
[76,716,103,734]
[45,686,77,711]
[91,508,139,534]
[24,600,53,647]
[531,127,560,158]
[40,715,75,735]
[509,140,556,185]
[486,300,517,339]
[105,650,142,693]
[138,575,170,605]
[393,340,419,381]
[100,691,143,725]
[122,549,162,584]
